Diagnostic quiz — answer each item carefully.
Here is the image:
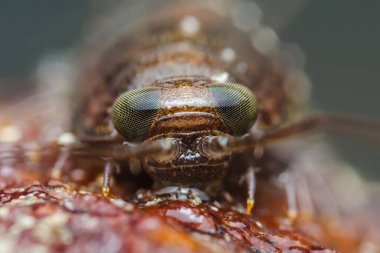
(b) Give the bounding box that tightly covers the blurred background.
[0,0,379,180]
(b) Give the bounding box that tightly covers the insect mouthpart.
[143,133,231,194]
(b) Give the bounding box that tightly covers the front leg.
[245,166,257,215]
[102,160,119,196]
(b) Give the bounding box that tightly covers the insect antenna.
[51,138,180,195]
[111,139,180,162]
[59,138,180,162]
[200,114,380,158]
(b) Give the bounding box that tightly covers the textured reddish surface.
[0,178,335,253]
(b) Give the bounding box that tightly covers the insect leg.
[51,145,71,179]
[102,160,118,196]
[278,171,298,222]
[237,150,261,215]
[303,167,341,218]
[0,143,24,172]
[294,169,315,219]
[245,166,257,215]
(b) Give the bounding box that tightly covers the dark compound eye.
[208,83,258,136]
[112,87,162,142]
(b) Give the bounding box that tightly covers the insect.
[33,0,376,218]
[1,0,379,238]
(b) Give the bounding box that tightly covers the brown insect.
[37,0,377,218]
[0,0,379,233]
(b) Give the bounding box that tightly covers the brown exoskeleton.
[47,0,380,217]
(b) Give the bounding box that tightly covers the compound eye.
[112,87,162,142]
[208,83,258,136]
